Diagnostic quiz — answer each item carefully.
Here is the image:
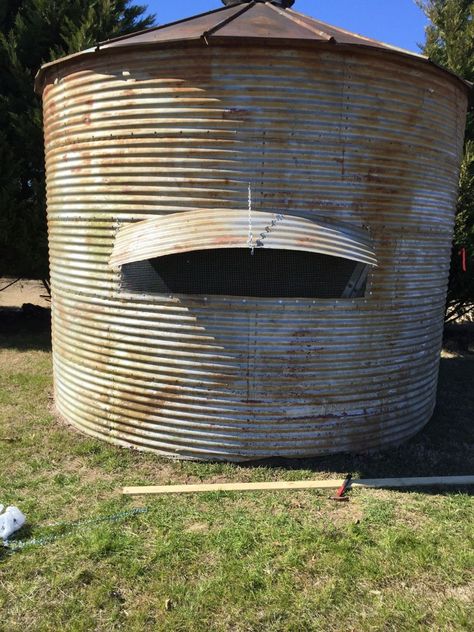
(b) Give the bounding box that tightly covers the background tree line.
[0,0,154,278]
[0,0,472,320]
[418,0,474,321]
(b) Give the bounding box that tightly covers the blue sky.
[144,1,429,53]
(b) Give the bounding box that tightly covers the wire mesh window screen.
[121,248,367,298]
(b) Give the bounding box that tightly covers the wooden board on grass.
[123,475,474,496]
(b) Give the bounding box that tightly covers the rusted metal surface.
[34,1,471,96]
[40,28,468,460]
[109,209,377,268]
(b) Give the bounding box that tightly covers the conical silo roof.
[96,0,416,53]
[35,0,470,97]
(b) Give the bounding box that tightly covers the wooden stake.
[123,475,474,496]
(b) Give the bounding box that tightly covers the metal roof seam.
[266,1,335,42]
[202,0,256,39]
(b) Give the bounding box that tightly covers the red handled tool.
[330,474,352,502]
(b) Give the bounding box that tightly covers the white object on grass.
[0,504,26,542]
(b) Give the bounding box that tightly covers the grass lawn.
[0,327,473,631]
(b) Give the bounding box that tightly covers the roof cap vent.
[221,0,295,7]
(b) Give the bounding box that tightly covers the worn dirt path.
[0,278,50,308]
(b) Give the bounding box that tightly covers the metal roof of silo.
[95,0,419,52]
[35,0,471,98]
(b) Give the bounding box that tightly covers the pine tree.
[418,0,474,321]
[0,0,155,278]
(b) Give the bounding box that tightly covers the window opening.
[121,248,369,299]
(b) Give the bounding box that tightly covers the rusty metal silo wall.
[42,45,468,460]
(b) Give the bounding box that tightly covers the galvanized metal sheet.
[109,209,377,268]
[41,43,468,460]
[34,2,471,98]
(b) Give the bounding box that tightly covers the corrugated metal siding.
[109,209,377,266]
[42,45,467,460]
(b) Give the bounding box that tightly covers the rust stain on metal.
[109,209,377,268]
[38,2,469,460]
[34,1,471,96]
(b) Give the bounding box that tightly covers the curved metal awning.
[109,209,377,268]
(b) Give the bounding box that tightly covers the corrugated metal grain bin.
[36,0,471,461]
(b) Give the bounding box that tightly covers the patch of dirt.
[444,582,474,603]
[184,522,210,533]
[441,349,460,359]
[328,502,363,527]
[0,278,50,308]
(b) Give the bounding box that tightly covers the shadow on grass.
[0,524,33,560]
[0,546,10,561]
[0,307,51,351]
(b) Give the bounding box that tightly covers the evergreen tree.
[418,0,474,321]
[0,0,155,278]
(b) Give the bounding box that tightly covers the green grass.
[0,330,473,631]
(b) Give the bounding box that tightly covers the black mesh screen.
[122,248,365,298]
